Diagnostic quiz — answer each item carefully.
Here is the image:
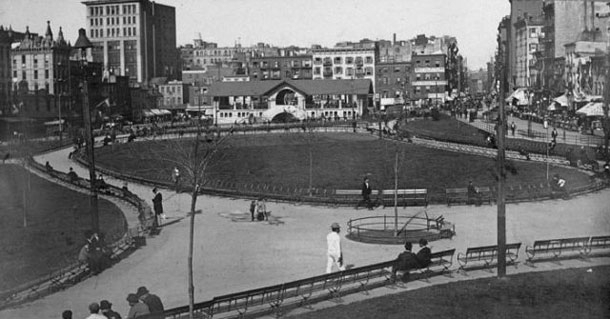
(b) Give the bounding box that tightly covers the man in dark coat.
[415,238,432,268]
[136,286,164,319]
[358,177,373,210]
[391,241,420,282]
[152,188,163,228]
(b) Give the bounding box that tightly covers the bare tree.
[130,125,230,319]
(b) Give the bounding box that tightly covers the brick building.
[410,53,447,104]
[249,55,313,80]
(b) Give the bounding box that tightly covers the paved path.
[2,142,610,319]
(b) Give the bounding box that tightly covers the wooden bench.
[416,249,456,280]
[586,235,610,256]
[525,237,590,263]
[457,243,521,272]
[403,189,428,207]
[333,189,362,205]
[446,187,492,206]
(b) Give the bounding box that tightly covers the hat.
[419,238,428,246]
[136,286,149,297]
[126,294,140,303]
[331,222,340,229]
[88,302,100,313]
[100,300,112,310]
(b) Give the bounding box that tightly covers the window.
[334,57,342,64]
[435,60,441,67]
[394,67,401,73]
[334,66,343,74]
[346,67,354,76]
[529,28,537,38]
[364,67,373,76]
[34,70,38,79]
[529,44,538,52]
[346,57,354,64]
[365,56,373,64]
[314,67,321,75]
[45,70,49,79]
[382,77,388,84]
[314,57,322,64]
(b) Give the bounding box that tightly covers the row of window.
[252,60,313,69]
[378,66,409,73]
[313,66,373,76]
[160,86,183,94]
[163,97,183,105]
[13,55,51,66]
[90,27,138,38]
[13,69,50,80]
[90,16,137,27]
[414,73,443,81]
[194,50,235,57]
[379,77,406,85]
[194,57,230,65]
[413,59,443,67]
[89,4,137,16]
[313,56,373,65]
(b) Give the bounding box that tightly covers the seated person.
[467,180,481,205]
[391,242,420,282]
[45,161,53,172]
[96,174,108,190]
[415,238,432,268]
[67,167,79,183]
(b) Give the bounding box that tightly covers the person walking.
[171,166,181,193]
[510,121,516,136]
[326,222,346,273]
[249,199,257,221]
[152,188,164,228]
[136,286,164,319]
[358,177,373,210]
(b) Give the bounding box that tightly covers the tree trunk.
[188,187,197,319]
[393,147,398,237]
[308,148,313,196]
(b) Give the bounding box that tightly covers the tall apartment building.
[10,22,72,118]
[82,0,177,84]
[410,53,447,104]
[191,41,242,68]
[514,14,543,88]
[508,0,543,91]
[311,48,377,92]
[537,0,609,95]
[375,61,411,105]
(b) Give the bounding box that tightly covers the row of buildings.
[0,0,467,129]
[496,0,610,111]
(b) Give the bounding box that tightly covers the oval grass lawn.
[0,165,126,292]
[95,133,591,199]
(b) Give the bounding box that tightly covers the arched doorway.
[275,89,297,106]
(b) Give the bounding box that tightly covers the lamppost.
[74,28,99,233]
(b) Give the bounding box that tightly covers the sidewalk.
[2,143,609,319]
[457,112,604,147]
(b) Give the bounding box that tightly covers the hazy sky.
[0,0,510,69]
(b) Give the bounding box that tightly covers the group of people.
[325,221,432,283]
[63,286,164,319]
[78,231,112,275]
[249,198,268,221]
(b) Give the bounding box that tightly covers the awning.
[576,102,606,117]
[158,109,172,115]
[505,88,529,105]
[142,109,155,117]
[150,109,163,116]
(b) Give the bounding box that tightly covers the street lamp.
[74,28,99,233]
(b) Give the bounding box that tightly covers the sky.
[0,0,510,70]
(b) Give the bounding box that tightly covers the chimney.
[393,33,396,45]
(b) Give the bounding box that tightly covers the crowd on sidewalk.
[61,286,164,319]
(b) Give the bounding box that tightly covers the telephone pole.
[496,19,509,278]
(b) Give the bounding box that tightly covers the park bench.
[333,189,362,205]
[380,189,428,207]
[525,237,590,263]
[415,249,456,280]
[586,235,610,256]
[446,187,492,206]
[457,243,521,273]
[207,283,286,318]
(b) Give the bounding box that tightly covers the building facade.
[158,79,188,110]
[410,53,447,104]
[249,55,313,80]
[508,0,544,91]
[311,48,377,92]
[83,0,178,84]
[375,61,411,106]
[514,14,543,88]
[10,22,72,118]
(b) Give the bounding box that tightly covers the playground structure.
[346,211,455,245]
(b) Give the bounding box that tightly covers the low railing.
[0,159,153,311]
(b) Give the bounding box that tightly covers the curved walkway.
[1,140,609,319]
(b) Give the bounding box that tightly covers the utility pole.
[496,21,508,278]
[597,5,610,159]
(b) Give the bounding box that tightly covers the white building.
[514,15,543,88]
[311,48,376,92]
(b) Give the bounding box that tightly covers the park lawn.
[94,133,591,200]
[0,165,126,292]
[403,114,488,146]
[288,265,610,319]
